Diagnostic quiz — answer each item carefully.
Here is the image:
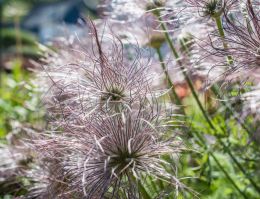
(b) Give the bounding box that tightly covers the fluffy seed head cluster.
[30,106,181,198]
[29,19,183,198]
[62,109,181,198]
[42,21,153,121]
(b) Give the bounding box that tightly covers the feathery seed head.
[41,21,153,119]
[76,109,181,198]
[207,0,260,81]
[36,106,182,198]
[185,0,237,19]
[204,0,222,17]
[33,16,184,199]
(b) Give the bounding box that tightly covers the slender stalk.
[156,40,247,194]
[220,139,260,193]
[160,19,214,129]
[159,16,215,128]
[155,48,184,111]
[215,16,226,46]
[158,16,260,194]
[214,15,233,63]
[154,28,242,193]
[195,140,247,197]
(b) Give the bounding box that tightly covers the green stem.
[215,16,225,41]
[212,17,252,135]
[160,17,214,128]
[214,16,233,64]
[160,19,214,129]
[218,136,260,193]
[156,42,249,196]
[156,36,247,196]
[155,48,184,111]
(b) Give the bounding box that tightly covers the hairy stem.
[212,16,252,135]
[155,48,184,112]
[215,16,226,46]
[160,19,213,128]
[214,15,233,63]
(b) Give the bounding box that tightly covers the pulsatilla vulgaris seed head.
[185,0,237,19]
[203,0,222,17]
[101,85,125,102]
[41,20,153,119]
[56,107,183,198]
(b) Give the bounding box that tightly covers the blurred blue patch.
[21,0,98,43]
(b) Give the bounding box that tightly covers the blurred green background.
[0,1,259,199]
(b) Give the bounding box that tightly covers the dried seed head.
[33,16,185,199]
[204,0,222,17]
[207,0,260,81]
[100,85,125,102]
[185,0,237,18]
[63,108,182,198]
[41,21,153,120]
[31,104,182,198]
